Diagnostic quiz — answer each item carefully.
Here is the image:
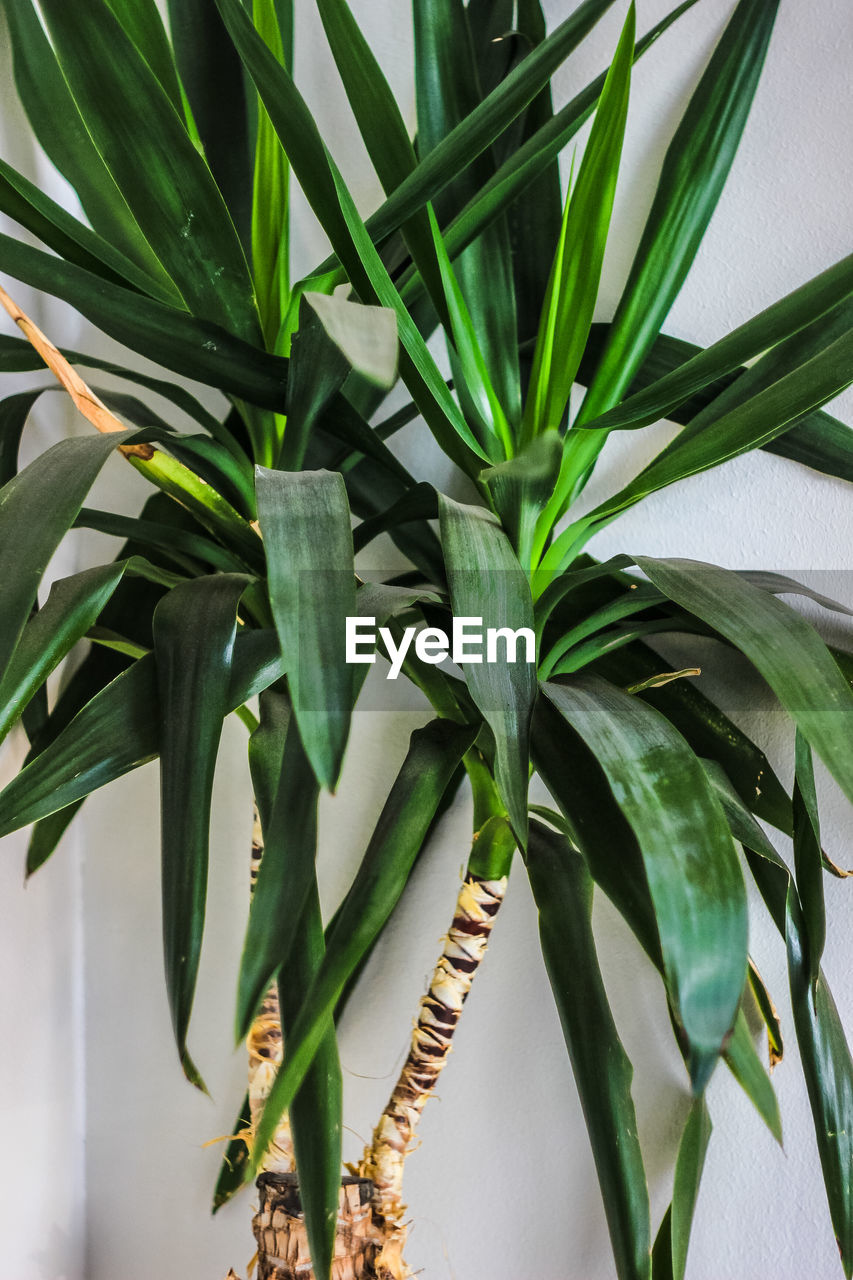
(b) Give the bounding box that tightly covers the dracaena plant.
[2,0,853,1278]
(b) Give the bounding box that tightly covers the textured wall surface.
[2,1,853,1277]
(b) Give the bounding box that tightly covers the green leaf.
[167,0,253,249]
[305,293,398,390]
[152,574,248,1087]
[249,718,475,1171]
[635,558,853,810]
[589,323,853,527]
[482,431,562,568]
[251,0,291,344]
[238,693,320,1041]
[579,322,853,489]
[0,429,147,684]
[327,165,489,471]
[723,1006,782,1144]
[2,0,169,279]
[793,731,826,983]
[414,0,520,429]
[0,236,288,407]
[565,0,780,492]
[428,206,513,460]
[0,387,45,486]
[396,2,699,314]
[278,311,350,472]
[542,675,747,1088]
[278,885,342,1280]
[592,640,792,834]
[0,334,235,444]
[0,561,128,745]
[586,250,853,435]
[439,496,537,842]
[314,0,621,270]
[26,801,85,878]
[526,819,650,1280]
[245,685,342,1279]
[315,0,445,316]
[652,1099,711,1280]
[532,696,661,964]
[0,631,285,837]
[522,3,634,447]
[0,155,182,305]
[38,0,260,341]
[787,893,853,1277]
[212,1091,252,1213]
[255,468,356,790]
[74,508,246,575]
[104,0,186,116]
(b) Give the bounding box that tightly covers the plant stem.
[357,815,515,1280]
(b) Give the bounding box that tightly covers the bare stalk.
[358,816,514,1280]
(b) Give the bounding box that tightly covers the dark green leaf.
[0,155,181,304]
[526,819,650,1280]
[39,0,260,340]
[238,693,320,1041]
[0,630,285,837]
[542,675,747,1087]
[250,718,475,1171]
[636,558,853,810]
[532,696,661,965]
[522,3,634,447]
[651,1099,711,1280]
[2,0,168,278]
[0,236,288,407]
[592,641,792,834]
[397,3,700,313]
[414,0,520,428]
[26,801,84,878]
[0,429,145,684]
[0,561,128,744]
[793,732,825,982]
[212,1091,252,1213]
[570,0,780,475]
[787,893,853,1277]
[482,432,562,567]
[723,1006,782,1144]
[587,248,853,435]
[279,884,342,1280]
[256,468,356,790]
[314,0,621,270]
[439,496,536,842]
[153,574,248,1087]
[0,334,234,443]
[167,0,253,249]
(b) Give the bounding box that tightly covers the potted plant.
[1,0,852,1277]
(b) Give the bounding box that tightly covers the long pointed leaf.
[439,496,536,842]
[526,819,651,1280]
[566,0,780,489]
[635,558,853,810]
[542,675,747,1087]
[250,718,475,1171]
[39,0,260,340]
[152,574,248,1087]
[255,468,355,790]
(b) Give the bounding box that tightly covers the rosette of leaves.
[1,1,853,1278]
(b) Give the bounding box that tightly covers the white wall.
[2,1,853,1277]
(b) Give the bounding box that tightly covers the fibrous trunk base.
[253,1173,380,1280]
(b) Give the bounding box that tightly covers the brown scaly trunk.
[248,804,296,1174]
[252,1174,380,1280]
[356,872,508,1280]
